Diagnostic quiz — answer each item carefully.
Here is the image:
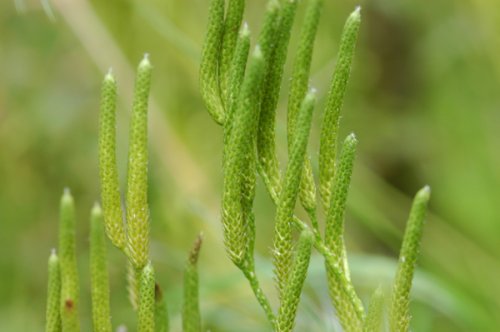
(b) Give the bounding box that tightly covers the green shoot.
[58,189,81,332]
[319,7,361,212]
[182,234,203,332]
[389,186,431,332]
[138,263,155,332]
[90,203,112,332]
[45,250,61,332]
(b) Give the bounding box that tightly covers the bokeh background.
[1,0,499,330]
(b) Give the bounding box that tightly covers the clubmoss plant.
[44,56,197,331]
[43,1,432,331]
[200,0,431,331]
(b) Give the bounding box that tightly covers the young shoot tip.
[417,185,431,200]
[139,53,152,68]
[253,45,263,59]
[346,132,358,143]
[241,22,250,36]
[91,202,102,216]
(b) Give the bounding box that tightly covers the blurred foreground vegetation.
[1,0,500,330]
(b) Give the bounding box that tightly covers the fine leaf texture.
[199,0,225,124]
[98,70,126,251]
[389,186,431,332]
[45,250,61,332]
[220,0,245,108]
[223,22,250,147]
[287,0,323,216]
[276,230,313,332]
[126,55,153,270]
[319,7,361,212]
[273,91,316,299]
[138,263,156,332]
[324,133,357,275]
[90,203,112,332]
[256,0,298,204]
[222,47,265,266]
[58,189,81,332]
[324,134,364,332]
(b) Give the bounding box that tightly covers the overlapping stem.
[222,47,264,266]
[390,186,431,332]
[273,92,316,299]
[257,0,297,201]
[89,203,112,332]
[319,7,361,211]
[287,0,323,218]
[324,134,365,331]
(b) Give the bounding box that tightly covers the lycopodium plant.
[44,1,431,331]
[200,0,431,331]
[44,56,203,331]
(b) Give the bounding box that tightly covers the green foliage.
[45,250,61,332]
[58,189,81,332]
[182,235,203,332]
[42,1,433,331]
[89,204,112,332]
[389,187,431,332]
[200,1,431,331]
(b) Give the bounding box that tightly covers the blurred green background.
[1,0,499,330]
